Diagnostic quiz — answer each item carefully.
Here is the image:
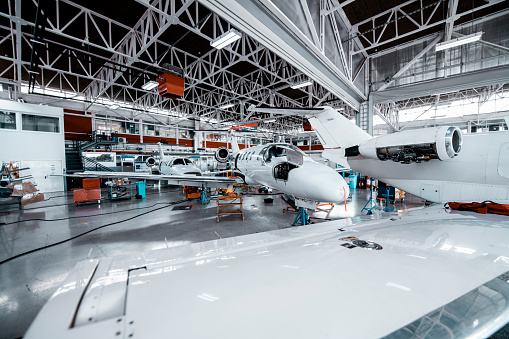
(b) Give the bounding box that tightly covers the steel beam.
[198,0,365,110]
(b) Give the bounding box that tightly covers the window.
[22,114,59,132]
[173,158,185,166]
[0,112,16,130]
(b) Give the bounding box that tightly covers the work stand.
[361,185,377,215]
[216,194,244,222]
[292,207,310,226]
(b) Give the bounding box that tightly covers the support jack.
[200,190,210,205]
[361,185,377,215]
[292,207,310,226]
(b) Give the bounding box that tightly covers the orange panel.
[85,189,101,201]
[73,189,88,203]
[82,178,100,189]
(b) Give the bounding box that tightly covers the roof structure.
[0,0,508,136]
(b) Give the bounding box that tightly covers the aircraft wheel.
[216,217,219,223]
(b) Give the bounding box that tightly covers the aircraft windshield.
[184,159,194,165]
[263,144,304,165]
[173,159,185,166]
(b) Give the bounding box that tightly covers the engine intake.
[146,157,159,168]
[215,147,230,163]
[357,126,462,164]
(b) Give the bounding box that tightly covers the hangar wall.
[0,100,65,192]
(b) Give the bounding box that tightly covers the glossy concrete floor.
[0,187,504,338]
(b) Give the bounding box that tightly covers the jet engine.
[215,147,230,163]
[350,126,462,164]
[145,157,160,168]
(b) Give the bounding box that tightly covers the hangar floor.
[0,186,452,338]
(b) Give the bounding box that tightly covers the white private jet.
[213,132,350,203]
[249,106,509,204]
[146,142,201,176]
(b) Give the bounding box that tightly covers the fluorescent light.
[109,104,119,109]
[220,103,235,109]
[211,29,241,49]
[435,32,483,51]
[142,80,159,90]
[265,119,276,123]
[291,80,313,89]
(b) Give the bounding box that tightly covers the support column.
[139,119,143,143]
[15,0,22,93]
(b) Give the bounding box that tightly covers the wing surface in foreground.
[25,206,509,338]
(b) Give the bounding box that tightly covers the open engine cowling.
[215,147,230,163]
[354,126,462,164]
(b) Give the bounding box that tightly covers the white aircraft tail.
[229,130,240,154]
[157,142,169,162]
[248,106,372,150]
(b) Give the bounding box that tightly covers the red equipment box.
[73,188,101,204]
[82,178,100,189]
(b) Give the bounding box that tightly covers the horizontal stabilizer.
[322,149,350,169]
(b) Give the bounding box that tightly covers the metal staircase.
[81,157,115,172]
[65,131,119,173]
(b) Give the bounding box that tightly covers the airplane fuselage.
[349,131,509,203]
[234,143,349,202]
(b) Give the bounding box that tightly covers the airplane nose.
[289,163,350,202]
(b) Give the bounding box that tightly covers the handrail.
[81,156,116,172]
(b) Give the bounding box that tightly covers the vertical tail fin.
[157,142,169,162]
[248,106,372,149]
[229,130,240,153]
[306,107,372,149]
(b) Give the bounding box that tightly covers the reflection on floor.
[0,186,424,338]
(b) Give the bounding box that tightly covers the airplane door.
[419,184,441,202]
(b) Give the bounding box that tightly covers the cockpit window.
[184,159,193,165]
[263,144,304,165]
[173,158,185,166]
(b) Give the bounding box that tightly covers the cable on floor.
[0,188,182,213]
[0,199,187,266]
[0,200,185,225]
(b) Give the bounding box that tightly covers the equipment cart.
[216,193,244,222]
[108,184,133,200]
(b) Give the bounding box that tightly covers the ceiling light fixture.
[220,103,235,109]
[265,118,276,123]
[435,32,483,51]
[142,80,159,90]
[291,80,313,89]
[211,29,241,49]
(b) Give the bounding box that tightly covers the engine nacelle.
[354,126,462,164]
[145,157,160,168]
[215,147,230,163]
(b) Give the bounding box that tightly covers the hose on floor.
[0,199,187,265]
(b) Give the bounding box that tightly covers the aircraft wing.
[25,206,509,338]
[63,171,241,188]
